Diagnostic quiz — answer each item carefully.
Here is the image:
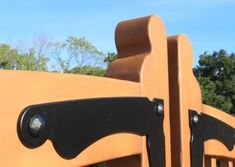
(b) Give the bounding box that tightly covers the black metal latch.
[189,110,235,167]
[18,97,165,167]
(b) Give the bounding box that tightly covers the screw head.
[29,115,45,136]
[192,115,199,124]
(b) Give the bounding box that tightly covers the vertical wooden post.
[106,15,171,167]
[229,161,234,167]
[168,35,203,167]
[205,157,217,167]
[220,159,230,167]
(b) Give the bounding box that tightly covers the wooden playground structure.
[0,15,234,167]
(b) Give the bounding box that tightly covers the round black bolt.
[192,115,199,124]
[156,103,164,115]
[29,115,45,136]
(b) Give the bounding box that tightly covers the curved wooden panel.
[205,140,235,160]
[65,133,143,167]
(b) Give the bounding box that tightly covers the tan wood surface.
[0,70,142,167]
[168,35,203,167]
[0,15,172,167]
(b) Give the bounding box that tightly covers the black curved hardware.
[189,110,235,167]
[18,97,165,167]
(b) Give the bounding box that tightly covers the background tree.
[104,52,117,65]
[194,50,235,114]
[0,44,48,71]
[32,34,51,70]
[66,52,117,76]
[0,36,114,76]
[50,36,106,73]
[68,65,106,76]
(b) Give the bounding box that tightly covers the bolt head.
[192,115,199,124]
[156,103,164,115]
[29,115,45,136]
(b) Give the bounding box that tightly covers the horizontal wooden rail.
[0,70,142,167]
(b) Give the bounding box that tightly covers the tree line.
[0,36,114,75]
[0,37,234,115]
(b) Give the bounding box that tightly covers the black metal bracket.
[18,97,165,167]
[189,110,235,167]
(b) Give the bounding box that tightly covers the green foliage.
[194,50,235,114]
[50,36,105,72]
[0,36,109,76]
[66,36,103,56]
[0,44,18,69]
[68,65,106,76]
[104,52,117,65]
[0,44,49,71]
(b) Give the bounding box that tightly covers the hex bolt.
[29,115,45,136]
[192,115,199,124]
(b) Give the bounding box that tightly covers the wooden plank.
[220,159,229,167]
[205,157,217,167]
[228,161,234,167]
[97,15,171,167]
[168,35,203,167]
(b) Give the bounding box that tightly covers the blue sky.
[0,0,235,65]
